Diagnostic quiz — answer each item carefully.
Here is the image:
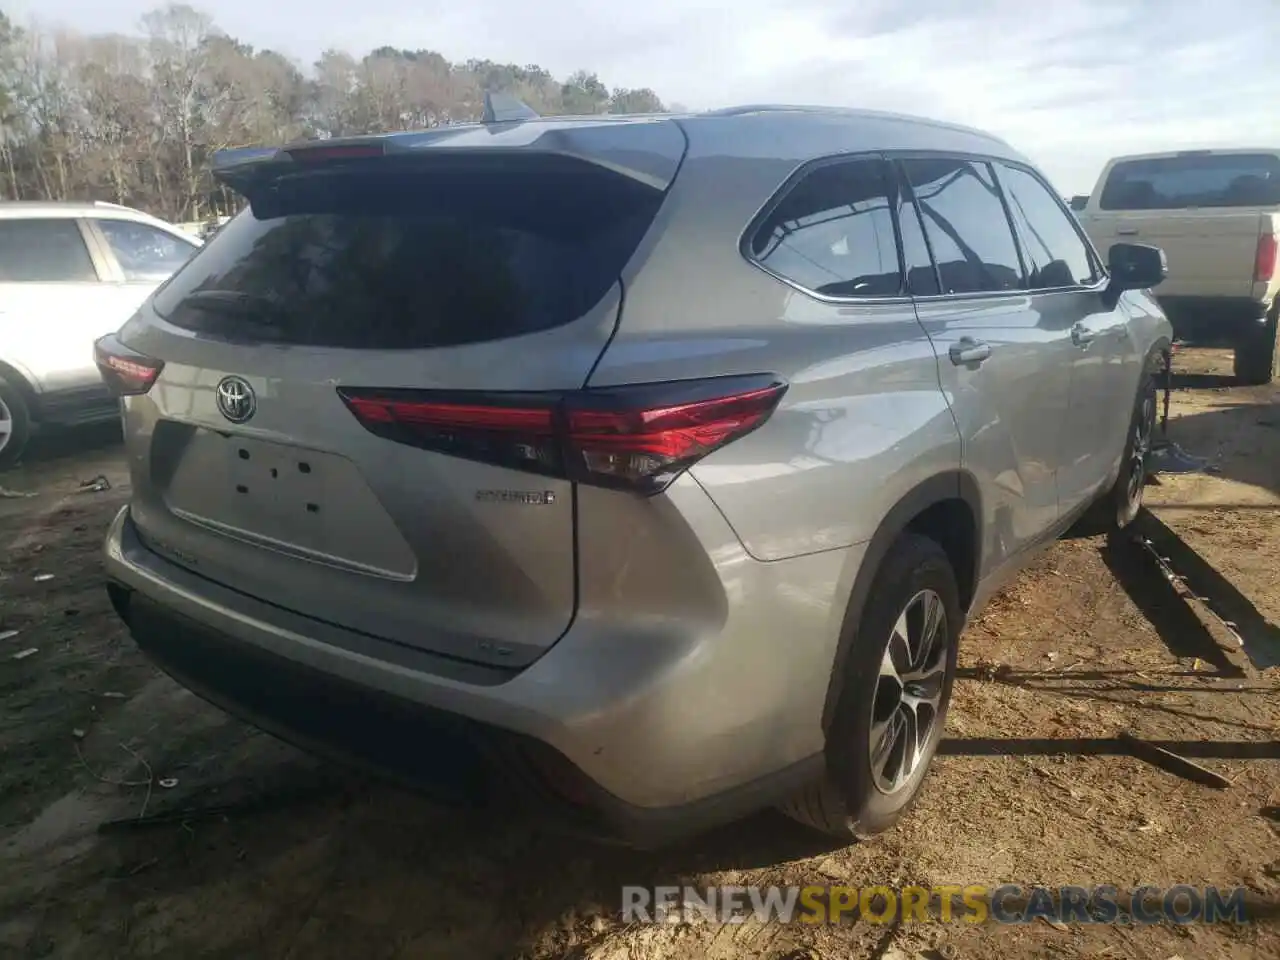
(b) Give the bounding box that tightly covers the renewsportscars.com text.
[621,884,1250,926]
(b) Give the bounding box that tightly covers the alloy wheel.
[1126,389,1157,507]
[868,588,949,794]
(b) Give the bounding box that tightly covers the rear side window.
[996,163,1099,289]
[151,157,664,349]
[901,158,1024,295]
[1100,153,1280,210]
[97,220,197,282]
[748,157,903,297]
[0,219,97,283]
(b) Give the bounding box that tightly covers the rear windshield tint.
[151,157,665,349]
[1100,153,1280,210]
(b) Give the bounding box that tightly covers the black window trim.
[737,151,915,306]
[885,159,942,297]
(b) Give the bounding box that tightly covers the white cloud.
[13,0,1280,192]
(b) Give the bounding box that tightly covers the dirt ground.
[0,346,1277,960]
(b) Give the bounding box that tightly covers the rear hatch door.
[118,120,684,668]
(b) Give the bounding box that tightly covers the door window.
[0,219,98,282]
[996,163,1099,289]
[97,220,198,281]
[748,157,904,297]
[900,158,1025,295]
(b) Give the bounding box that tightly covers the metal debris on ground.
[77,474,112,493]
[12,648,38,660]
[1117,730,1233,789]
[973,658,1012,681]
[1145,440,1211,476]
[0,486,37,499]
[0,629,19,642]
[32,574,54,582]
[158,778,179,789]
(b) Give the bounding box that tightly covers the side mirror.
[1104,242,1167,308]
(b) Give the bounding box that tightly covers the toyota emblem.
[215,375,256,424]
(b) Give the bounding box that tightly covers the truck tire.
[1233,307,1279,385]
[778,534,960,839]
[0,374,32,471]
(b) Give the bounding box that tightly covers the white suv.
[0,201,200,467]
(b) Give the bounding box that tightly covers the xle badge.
[475,490,557,505]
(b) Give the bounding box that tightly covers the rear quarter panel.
[589,115,966,562]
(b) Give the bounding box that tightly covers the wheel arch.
[0,358,41,418]
[820,469,983,732]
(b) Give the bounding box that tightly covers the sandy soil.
[0,347,1276,960]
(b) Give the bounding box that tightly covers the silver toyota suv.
[99,103,1172,846]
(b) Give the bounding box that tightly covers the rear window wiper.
[175,290,281,316]
[165,290,291,341]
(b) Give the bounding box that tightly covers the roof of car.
[0,200,169,221]
[694,104,1008,140]
[1102,147,1280,165]
[216,104,1017,172]
[398,103,1007,140]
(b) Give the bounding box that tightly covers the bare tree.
[144,3,219,218]
[0,4,669,218]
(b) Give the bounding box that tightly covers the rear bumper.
[35,383,119,426]
[103,502,848,845]
[1156,295,1273,334]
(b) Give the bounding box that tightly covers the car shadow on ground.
[1095,394,1280,672]
[3,421,122,478]
[46,753,847,958]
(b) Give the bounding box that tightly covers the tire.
[1080,365,1158,535]
[1233,308,1279,385]
[779,534,961,839]
[0,375,32,471]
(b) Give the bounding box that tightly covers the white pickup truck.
[1077,148,1280,384]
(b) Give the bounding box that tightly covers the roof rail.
[700,104,1010,146]
[481,91,539,124]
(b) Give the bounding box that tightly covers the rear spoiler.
[211,93,683,199]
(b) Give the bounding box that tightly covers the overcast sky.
[13,0,1280,193]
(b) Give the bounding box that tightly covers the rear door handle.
[1072,323,1095,346]
[1116,227,1139,236]
[949,338,992,366]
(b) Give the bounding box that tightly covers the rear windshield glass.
[151,157,664,349]
[1100,153,1280,210]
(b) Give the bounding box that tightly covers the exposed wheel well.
[904,498,977,614]
[821,472,982,731]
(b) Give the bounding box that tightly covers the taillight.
[1255,232,1277,283]
[339,392,560,476]
[93,334,164,396]
[338,375,788,495]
